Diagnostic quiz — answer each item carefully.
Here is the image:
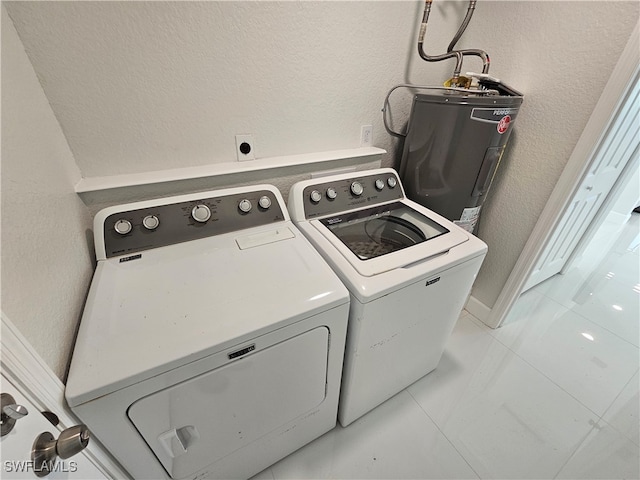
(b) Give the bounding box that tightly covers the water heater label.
[454,206,481,233]
[470,108,519,124]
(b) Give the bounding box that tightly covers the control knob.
[387,177,397,188]
[114,219,132,235]
[191,204,211,223]
[375,179,385,191]
[326,187,337,200]
[350,182,364,196]
[258,196,272,210]
[238,199,252,213]
[310,190,322,203]
[142,215,159,230]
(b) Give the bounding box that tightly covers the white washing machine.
[288,168,487,426]
[65,185,349,480]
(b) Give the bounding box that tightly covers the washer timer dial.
[191,204,211,223]
[114,219,132,235]
[350,182,364,196]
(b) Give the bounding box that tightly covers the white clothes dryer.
[288,168,487,427]
[65,185,349,480]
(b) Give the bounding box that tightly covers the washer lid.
[312,201,469,277]
[65,223,348,407]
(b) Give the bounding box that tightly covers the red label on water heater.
[497,115,511,134]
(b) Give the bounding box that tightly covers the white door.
[0,373,107,479]
[523,73,640,291]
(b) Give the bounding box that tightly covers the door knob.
[31,424,90,477]
[1,393,29,436]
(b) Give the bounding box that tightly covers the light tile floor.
[257,214,639,479]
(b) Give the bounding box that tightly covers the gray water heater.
[398,91,523,232]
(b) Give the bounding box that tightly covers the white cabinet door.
[0,374,108,479]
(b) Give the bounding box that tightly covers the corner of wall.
[464,295,492,326]
[1,6,94,380]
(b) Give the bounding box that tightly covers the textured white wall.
[2,0,638,383]
[459,2,639,307]
[4,1,428,176]
[1,6,94,380]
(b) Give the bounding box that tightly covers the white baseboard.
[465,295,493,327]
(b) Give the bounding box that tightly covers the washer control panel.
[302,171,403,219]
[102,189,284,258]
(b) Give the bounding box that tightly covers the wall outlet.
[235,134,255,161]
[360,125,373,147]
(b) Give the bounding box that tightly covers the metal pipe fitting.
[417,0,490,78]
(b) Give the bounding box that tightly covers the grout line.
[409,317,636,479]
[405,388,482,480]
[465,313,494,334]
[569,312,640,350]
[487,291,640,467]
[480,314,608,421]
[470,331,614,479]
[598,368,640,447]
[520,282,639,350]
[551,419,601,480]
[257,467,276,480]
[528,225,640,350]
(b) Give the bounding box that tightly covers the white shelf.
[75,147,386,193]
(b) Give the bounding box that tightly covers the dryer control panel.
[302,171,403,219]
[98,188,285,259]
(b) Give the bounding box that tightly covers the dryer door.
[127,327,329,479]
